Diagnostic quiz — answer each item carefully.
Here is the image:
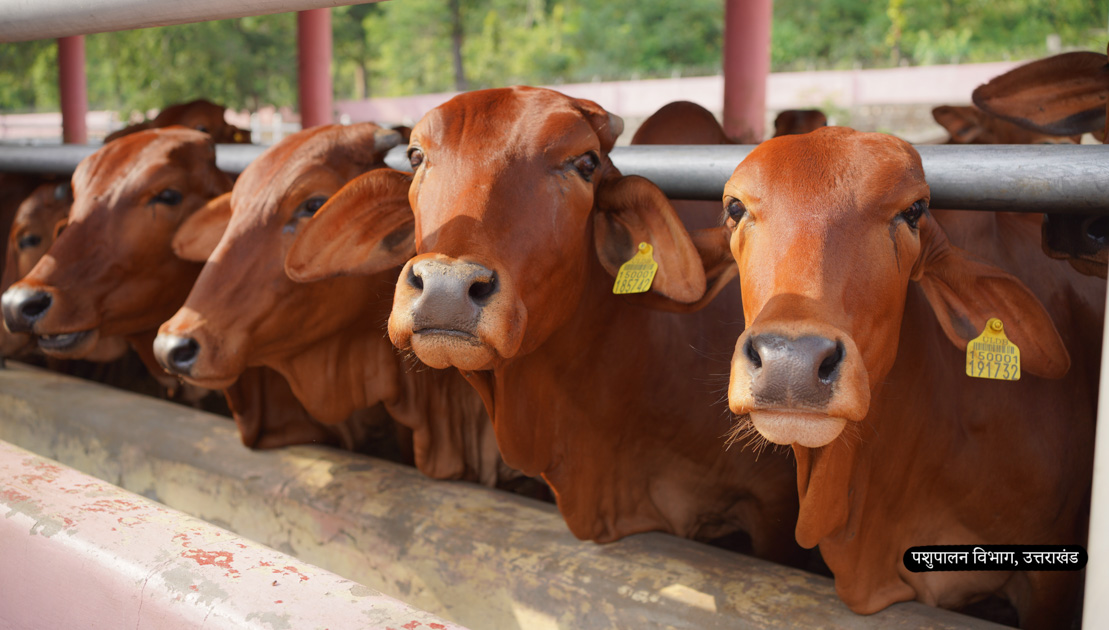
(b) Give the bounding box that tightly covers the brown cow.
[153,123,506,485]
[718,126,1101,627]
[973,46,1109,279]
[284,87,800,560]
[773,109,828,137]
[0,128,371,451]
[105,99,251,144]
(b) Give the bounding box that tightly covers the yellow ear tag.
[612,242,659,294]
[966,318,1021,381]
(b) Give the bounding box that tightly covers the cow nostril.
[818,341,845,383]
[407,267,424,291]
[169,338,200,371]
[20,292,52,320]
[743,337,762,369]
[468,276,497,303]
[1086,216,1109,244]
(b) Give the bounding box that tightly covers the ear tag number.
[966,318,1021,381]
[613,242,658,295]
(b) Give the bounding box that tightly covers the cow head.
[153,123,404,395]
[722,127,1069,448]
[772,109,828,138]
[932,105,1081,145]
[973,47,1109,279]
[106,99,251,145]
[0,127,231,359]
[287,87,709,373]
[0,182,71,357]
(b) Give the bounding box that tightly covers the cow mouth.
[749,409,848,448]
[37,329,97,357]
[410,328,495,370]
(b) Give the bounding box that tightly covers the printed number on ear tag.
[612,242,658,295]
[966,318,1021,381]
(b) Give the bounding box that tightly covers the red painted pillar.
[298,9,333,128]
[58,36,88,144]
[722,0,772,143]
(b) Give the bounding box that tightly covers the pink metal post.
[57,35,87,144]
[297,9,333,128]
[722,0,772,142]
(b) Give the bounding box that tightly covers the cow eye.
[196,125,209,133]
[151,189,183,206]
[724,196,747,223]
[293,196,328,220]
[900,199,927,229]
[572,153,599,181]
[17,234,41,250]
[408,148,424,169]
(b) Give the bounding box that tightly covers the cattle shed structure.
[1,3,1108,630]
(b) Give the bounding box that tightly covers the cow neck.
[388,362,502,485]
[269,323,400,427]
[480,250,756,541]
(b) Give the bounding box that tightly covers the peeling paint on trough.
[0,439,464,630]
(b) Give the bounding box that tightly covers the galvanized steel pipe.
[1,143,1107,213]
[0,0,382,43]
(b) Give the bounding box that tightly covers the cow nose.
[743,333,845,407]
[1,287,53,333]
[153,333,200,376]
[408,259,497,333]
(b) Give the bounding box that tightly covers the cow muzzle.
[389,255,525,371]
[1,286,52,334]
[153,333,200,377]
[729,328,870,448]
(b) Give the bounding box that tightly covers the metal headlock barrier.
[0,143,1107,212]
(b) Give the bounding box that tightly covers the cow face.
[723,127,1068,448]
[392,87,706,370]
[154,124,404,390]
[0,182,71,357]
[0,128,231,358]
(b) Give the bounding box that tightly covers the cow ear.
[172,192,232,262]
[285,168,414,282]
[571,97,624,153]
[593,174,707,304]
[972,51,1109,136]
[913,216,1070,379]
[932,106,987,143]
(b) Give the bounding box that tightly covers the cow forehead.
[75,128,213,190]
[230,124,388,226]
[413,87,601,163]
[727,128,927,221]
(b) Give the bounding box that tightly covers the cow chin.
[409,330,498,371]
[749,410,848,448]
[37,328,100,359]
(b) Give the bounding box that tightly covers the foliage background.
[0,0,1105,114]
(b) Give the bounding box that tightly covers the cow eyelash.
[900,199,927,229]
